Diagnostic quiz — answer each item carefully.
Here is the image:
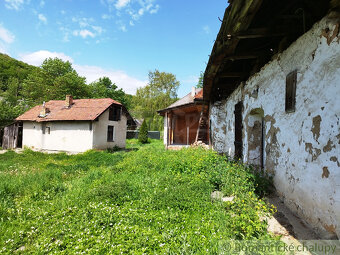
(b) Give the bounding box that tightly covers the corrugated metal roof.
[16,98,121,122]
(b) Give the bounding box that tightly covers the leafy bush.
[138,120,148,144]
[106,145,121,153]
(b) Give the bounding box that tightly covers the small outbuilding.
[158,88,209,148]
[16,95,133,152]
[1,122,23,149]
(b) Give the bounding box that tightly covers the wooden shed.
[158,88,209,148]
[2,122,23,149]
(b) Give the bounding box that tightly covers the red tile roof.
[16,98,121,122]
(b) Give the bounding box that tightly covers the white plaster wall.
[210,14,340,238]
[92,108,127,149]
[22,122,43,149]
[23,121,93,152]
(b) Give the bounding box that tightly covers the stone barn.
[203,0,340,238]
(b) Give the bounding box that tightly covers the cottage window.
[285,70,297,113]
[42,123,46,134]
[46,127,50,134]
[109,106,121,121]
[107,125,115,142]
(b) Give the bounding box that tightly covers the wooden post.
[187,126,189,145]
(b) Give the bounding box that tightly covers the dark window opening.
[17,125,23,148]
[109,106,121,121]
[46,127,50,134]
[42,123,46,134]
[107,125,114,142]
[285,70,297,113]
[234,101,243,161]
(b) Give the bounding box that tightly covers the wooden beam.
[219,72,244,78]
[276,14,302,20]
[203,0,263,101]
[234,27,289,39]
[223,53,260,60]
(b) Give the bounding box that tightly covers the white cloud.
[92,26,103,34]
[202,25,210,34]
[119,25,127,32]
[19,50,147,94]
[19,50,74,66]
[101,14,112,20]
[38,13,47,24]
[101,0,159,26]
[70,17,104,39]
[138,8,144,16]
[74,64,146,94]
[150,4,159,14]
[0,24,15,44]
[4,0,25,10]
[127,1,159,21]
[40,0,45,7]
[59,26,70,42]
[73,29,95,39]
[115,0,130,9]
[72,17,93,28]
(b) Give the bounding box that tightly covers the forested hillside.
[0,54,180,130]
[0,53,38,92]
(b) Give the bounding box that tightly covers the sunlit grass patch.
[0,139,275,254]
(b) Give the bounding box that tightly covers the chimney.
[65,95,73,108]
[39,101,49,117]
[191,87,196,97]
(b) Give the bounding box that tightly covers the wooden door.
[234,101,243,160]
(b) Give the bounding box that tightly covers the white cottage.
[203,0,340,238]
[16,96,132,152]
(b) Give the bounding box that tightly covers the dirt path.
[266,194,320,240]
[265,194,321,254]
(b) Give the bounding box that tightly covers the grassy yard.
[0,140,275,254]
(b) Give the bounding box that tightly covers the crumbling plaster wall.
[210,13,340,238]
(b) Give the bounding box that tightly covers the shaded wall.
[92,108,127,149]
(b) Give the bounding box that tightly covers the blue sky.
[0,0,227,97]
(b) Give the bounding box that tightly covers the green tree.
[21,58,88,106]
[132,70,179,130]
[3,77,20,106]
[88,77,131,109]
[196,71,204,88]
[0,101,26,128]
[0,53,38,92]
[138,120,148,144]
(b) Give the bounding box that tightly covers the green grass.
[0,139,275,254]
